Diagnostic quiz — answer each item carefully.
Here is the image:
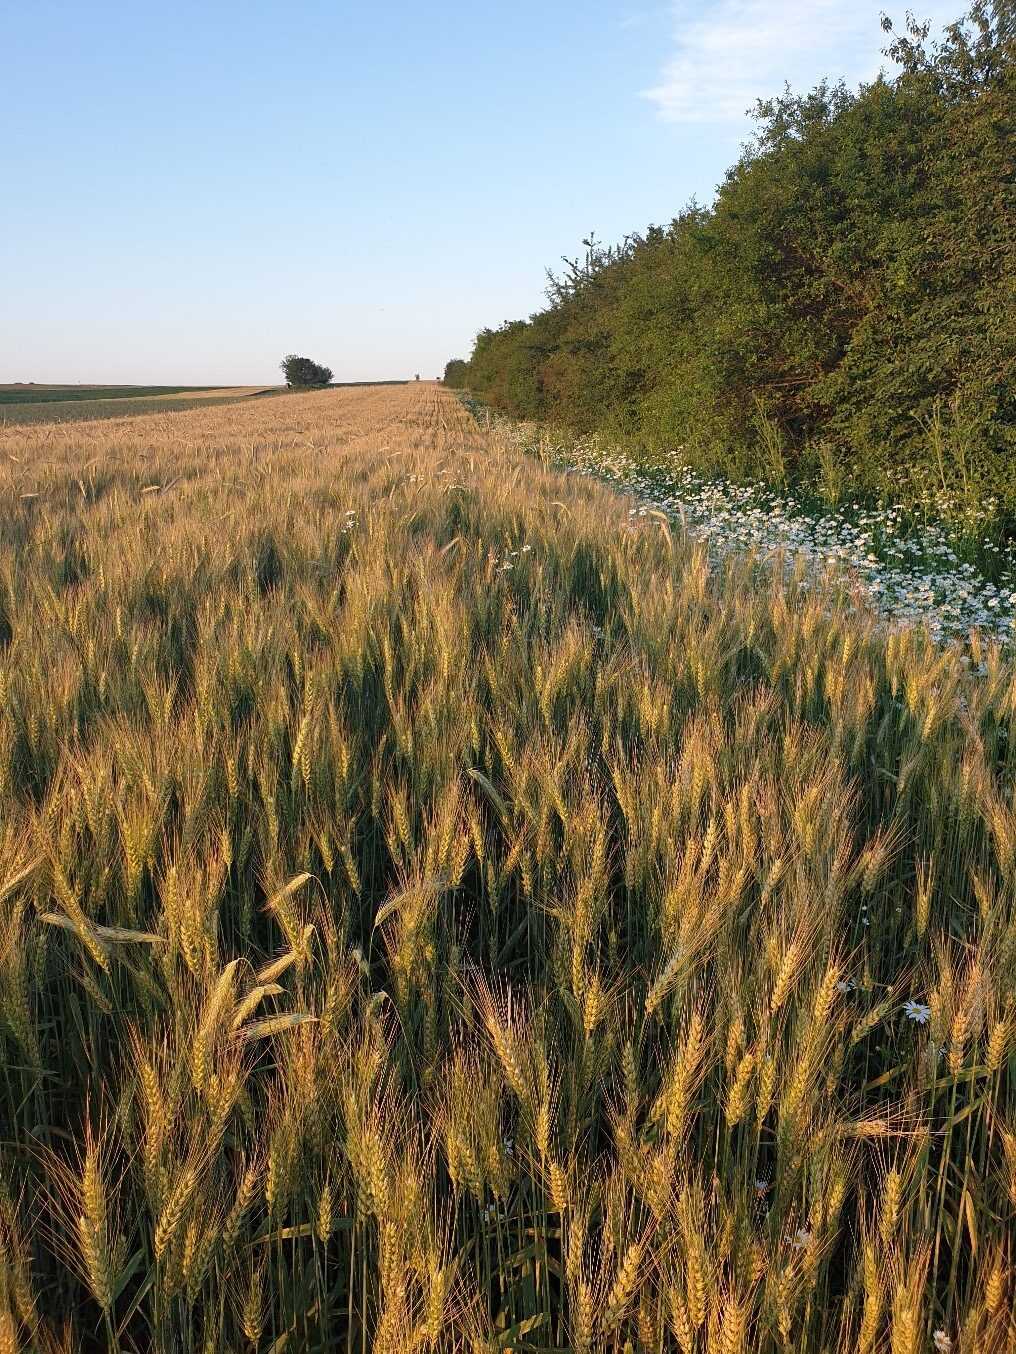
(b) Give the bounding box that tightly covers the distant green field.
[0,391,285,426]
[330,380,411,387]
[0,384,220,405]
[0,381,413,426]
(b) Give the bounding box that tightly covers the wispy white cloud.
[644,0,961,124]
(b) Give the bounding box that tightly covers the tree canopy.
[443,359,469,386]
[281,355,334,388]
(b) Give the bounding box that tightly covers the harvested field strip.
[0,387,289,427]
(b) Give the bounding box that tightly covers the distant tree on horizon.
[443,358,468,386]
[280,355,333,388]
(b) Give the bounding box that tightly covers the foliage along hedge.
[461,5,1016,527]
[443,359,469,386]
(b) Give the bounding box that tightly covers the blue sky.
[2,0,963,384]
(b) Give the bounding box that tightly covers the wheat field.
[0,383,1014,1352]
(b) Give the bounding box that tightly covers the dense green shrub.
[459,3,1016,525]
[443,358,469,385]
[281,354,334,387]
